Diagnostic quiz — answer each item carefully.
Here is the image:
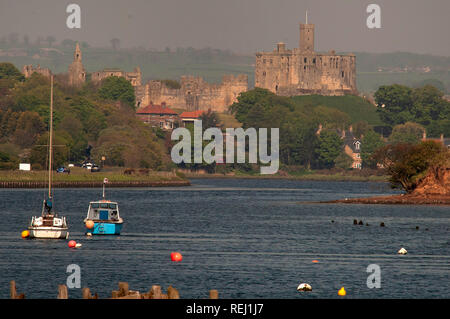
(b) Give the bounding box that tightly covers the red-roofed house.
[136,102,179,130]
[179,110,205,127]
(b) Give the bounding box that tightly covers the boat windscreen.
[108,203,117,209]
[100,203,109,209]
[91,203,99,209]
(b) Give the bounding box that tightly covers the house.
[342,127,362,169]
[317,124,362,169]
[136,102,179,130]
[179,110,205,127]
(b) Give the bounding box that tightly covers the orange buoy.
[171,252,183,262]
[312,260,319,263]
[68,240,77,248]
[85,220,94,229]
[21,230,30,238]
[338,287,346,296]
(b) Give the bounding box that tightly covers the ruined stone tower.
[255,18,357,96]
[68,43,86,87]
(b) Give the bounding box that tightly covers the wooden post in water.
[118,282,129,297]
[209,289,219,299]
[57,284,68,299]
[82,287,98,299]
[167,285,180,299]
[149,285,162,299]
[10,281,24,299]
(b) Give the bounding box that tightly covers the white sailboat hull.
[28,227,69,239]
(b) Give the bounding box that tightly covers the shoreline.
[0,180,190,188]
[184,173,388,182]
[321,194,450,205]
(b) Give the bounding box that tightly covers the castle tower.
[299,12,314,52]
[68,43,86,87]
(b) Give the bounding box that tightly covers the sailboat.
[84,178,123,235]
[28,75,69,239]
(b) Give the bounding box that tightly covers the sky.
[0,0,449,56]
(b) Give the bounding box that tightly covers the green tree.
[375,84,413,126]
[314,130,342,168]
[389,122,425,144]
[361,130,385,168]
[374,141,448,192]
[98,76,136,108]
[335,152,353,170]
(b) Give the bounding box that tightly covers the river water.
[0,178,448,299]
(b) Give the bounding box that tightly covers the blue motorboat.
[84,178,123,235]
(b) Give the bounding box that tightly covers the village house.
[342,127,362,169]
[136,102,179,130]
[179,110,205,127]
[317,124,362,169]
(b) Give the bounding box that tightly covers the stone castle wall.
[255,22,357,96]
[139,74,248,112]
[22,64,52,79]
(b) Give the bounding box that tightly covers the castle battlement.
[255,19,357,96]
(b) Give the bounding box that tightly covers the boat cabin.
[86,201,121,221]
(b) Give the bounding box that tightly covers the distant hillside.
[0,42,448,93]
[290,95,383,126]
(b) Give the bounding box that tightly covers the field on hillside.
[290,95,383,126]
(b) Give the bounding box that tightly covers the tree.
[375,84,413,126]
[314,130,342,169]
[389,122,425,145]
[98,76,136,108]
[199,109,222,130]
[13,111,45,148]
[374,141,448,192]
[361,130,384,168]
[335,152,353,169]
[0,62,24,82]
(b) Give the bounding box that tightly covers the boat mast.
[48,75,53,200]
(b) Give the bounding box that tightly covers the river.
[0,178,448,298]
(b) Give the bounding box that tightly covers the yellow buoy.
[338,287,346,296]
[21,230,30,238]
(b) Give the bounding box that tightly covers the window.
[304,57,307,63]
[100,203,109,209]
[91,203,99,209]
[108,203,117,209]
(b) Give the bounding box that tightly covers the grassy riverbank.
[0,167,190,187]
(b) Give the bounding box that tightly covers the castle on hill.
[255,17,357,96]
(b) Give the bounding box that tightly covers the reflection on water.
[0,179,448,298]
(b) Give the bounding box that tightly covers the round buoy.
[85,220,94,229]
[68,240,77,248]
[171,252,183,262]
[297,283,312,292]
[86,232,92,237]
[338,287,346,296]
[312,260,319,263]
[21,230,30,238]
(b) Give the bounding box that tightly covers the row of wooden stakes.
[10,281,219,299]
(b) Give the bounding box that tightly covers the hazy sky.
[0,0,449,55]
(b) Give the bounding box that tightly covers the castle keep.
[255,20,357,96]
